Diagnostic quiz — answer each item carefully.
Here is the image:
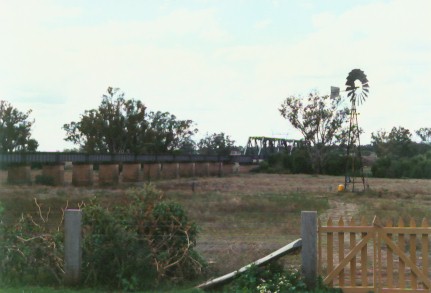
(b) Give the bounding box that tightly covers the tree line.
[0,87,240,156]
[2,88,431,178]
[265,91,431,179]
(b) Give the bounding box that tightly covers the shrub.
[0,185,205,291]
[0,199,64,286]
[371,151,431,179]
[225,263,341,293]
[82,185,205,290]
[256,149,313,174]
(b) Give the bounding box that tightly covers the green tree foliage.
[371,126,413,158]
[371,150,431,179]
[371,126,431,178]
[63,87,147,153]
[145,111,197,154]
[197,132,239,156]
[279,92,350,173]
[0,100,39,152]
[63,87,197,154]
[416,127,431,144]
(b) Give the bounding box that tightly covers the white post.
[64,209,82,285]
[301,211,317,289]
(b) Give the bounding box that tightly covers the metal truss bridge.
[243,136,303,157]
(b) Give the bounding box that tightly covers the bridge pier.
[160,163,179,179]
[143,163,160,181]
[178,162,195,178]
[72,164,93,186]
[122,163,142,182]
[7,165,32,185]
[42,164,65,186]
[98,164,119,185]
[195,162,209,177]
[208,162,224,177]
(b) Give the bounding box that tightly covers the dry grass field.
[1,170,431,276]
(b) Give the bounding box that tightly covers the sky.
[1,0,430,151]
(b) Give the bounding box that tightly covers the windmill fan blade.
[345,68,370,104]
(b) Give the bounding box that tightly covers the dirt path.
[321,199,360,222]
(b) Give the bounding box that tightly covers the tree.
[63,87,197,154]
[0,100,38,152]
[279,92,350,173]
[197,132,238,156]
[144,111,197,154]
[371,126,413,158]
[416,127,431,144]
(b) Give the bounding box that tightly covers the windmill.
[344,69,369,191]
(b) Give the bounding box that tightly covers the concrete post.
[64,209,82,285]
[301,211,317,289]
[219,162,224,177]
[192,162,196,178]
[176,163,180,179]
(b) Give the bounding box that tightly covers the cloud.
[254,19,272,30]
[0,0,430,150]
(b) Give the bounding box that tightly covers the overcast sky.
[1,0,430,151]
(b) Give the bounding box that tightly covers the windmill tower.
[344,69,369,191]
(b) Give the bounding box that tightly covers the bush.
[0,185,205,291]
[0,199,64,286]
[225,263,341,293]
[371,151,431,179]
[256,149,312,174]
[82,185,205,290]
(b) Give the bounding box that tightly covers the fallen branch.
[196,238,302,290]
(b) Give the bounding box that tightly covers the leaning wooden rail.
[196,238,302,290]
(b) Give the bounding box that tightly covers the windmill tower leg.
[344,104,366,192]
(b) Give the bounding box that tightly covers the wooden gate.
[318,216,431,292]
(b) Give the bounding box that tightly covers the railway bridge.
[0,152,258,186]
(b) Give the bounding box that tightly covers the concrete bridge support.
[160,163,179,179]
[42,164,65,186]
[98,164,119,185]
[7,165,32,185]
[122,163,142,182]
[72,164,94,186]
[208,162,224,177]
[195,162,209,177]
[178,162,195,178]
[143,163,160,181]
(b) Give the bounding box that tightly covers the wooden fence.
[318,216,431,292]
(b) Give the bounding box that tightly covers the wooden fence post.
[64,209,82,285]
[301,211,317,289]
